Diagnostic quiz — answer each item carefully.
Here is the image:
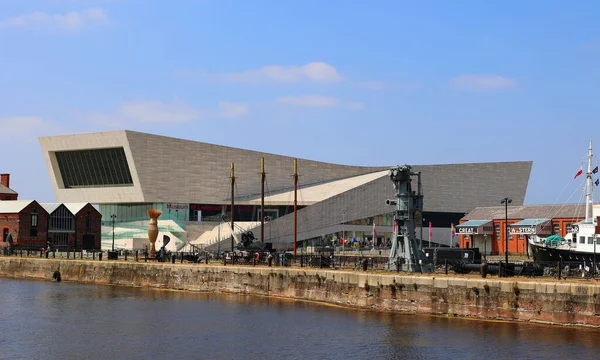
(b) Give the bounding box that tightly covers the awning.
[509,218,551,235]
[455,220,493,235]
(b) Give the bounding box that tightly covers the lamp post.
[110,214,117,252]
[483,234,487,261]
[500,198,512,271]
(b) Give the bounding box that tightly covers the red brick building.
[0,174,18,201]
[0,200,49,250]
[41,203,102,250]
[458,204,589,256]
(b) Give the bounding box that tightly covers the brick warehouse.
[0,201,101,251]
[458,204,592,256]
[41,203,102,250]
[0,200,49,251]
[0,173,18,201]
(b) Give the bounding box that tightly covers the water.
[0,278,598,360]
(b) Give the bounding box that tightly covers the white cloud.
[0,8,108,30]
[276,95,363,110]
[451,74,515,91]
[0,116,67,141]
[120,99,199,123]
[88,98,248,126]
[221,62,343,83]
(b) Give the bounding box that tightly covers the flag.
[451,223,455,238]
[393,220,397,235]
[373,221,377,238]
[429,222,433,239]
[340,237,345,245]
[596,178,599,187]
[575,167,583,179]
[594,166,599,174]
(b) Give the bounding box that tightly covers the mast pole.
[294,159,298,256]
[230,162,235,253]
[586,140,593,221]
[261,157,265,244]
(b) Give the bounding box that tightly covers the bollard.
[80,250,83,259]
[362,258,368,272]
[144,253,147,262]
[224,256,227,266]
[99,252,103,261]
[444,259,448,275]
[171,254,175,264]
[135,251,138,262]
[557,261,562,280]
[480,262,488,278]
[53,251,55,258]
[67,250,70,259]
[93,250,96,260]
[125,252,128,261]
[181,252,184,264]
[20,249,23,257]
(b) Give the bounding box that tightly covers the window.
[495,224,500,239]
[483,225,493,233]
[55,147,134,188]
[49,205,74,232]
[580,236,585,244]
[553,223,560,235]
[588,237,594,244]
[30,213,38,237]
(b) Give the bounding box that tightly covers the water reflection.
[0,278,598,360]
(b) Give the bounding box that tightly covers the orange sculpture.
[147,209,162,257]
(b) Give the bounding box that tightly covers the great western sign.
[458,227,477,235]
[510,226,536,235]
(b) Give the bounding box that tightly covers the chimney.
[1,174,10,188]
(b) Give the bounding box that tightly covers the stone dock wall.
[1,257,600,328]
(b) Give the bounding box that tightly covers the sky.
[1,0,600,205]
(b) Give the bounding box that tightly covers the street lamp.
[500,198,512,272]
[110,214,117,252]
[483,234,487,261]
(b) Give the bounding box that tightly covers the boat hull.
[530,243,599,263]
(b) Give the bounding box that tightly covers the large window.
[49,206,74,232]
[55,148,133,188]
[30,213,38,237]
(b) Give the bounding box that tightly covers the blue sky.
[1,0,600,205]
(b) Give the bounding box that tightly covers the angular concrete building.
[39,130,533,251]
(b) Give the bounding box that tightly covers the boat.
[529,140,600,263]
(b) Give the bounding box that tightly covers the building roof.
[64,203,88,214]
[40,203,61,214]
[456,219,493,227]
[0,200,35,213]
[0,183,17,195]
[462,204,588,221]
[40,202,91,215]
[510,218,551,226]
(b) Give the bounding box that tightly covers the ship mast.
[586,140,593,221]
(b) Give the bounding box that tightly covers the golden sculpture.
[147,209,162,257]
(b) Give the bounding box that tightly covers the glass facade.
[55,148,134,188]
[99,203,298,225]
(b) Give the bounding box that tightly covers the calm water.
[0,278,598,360]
